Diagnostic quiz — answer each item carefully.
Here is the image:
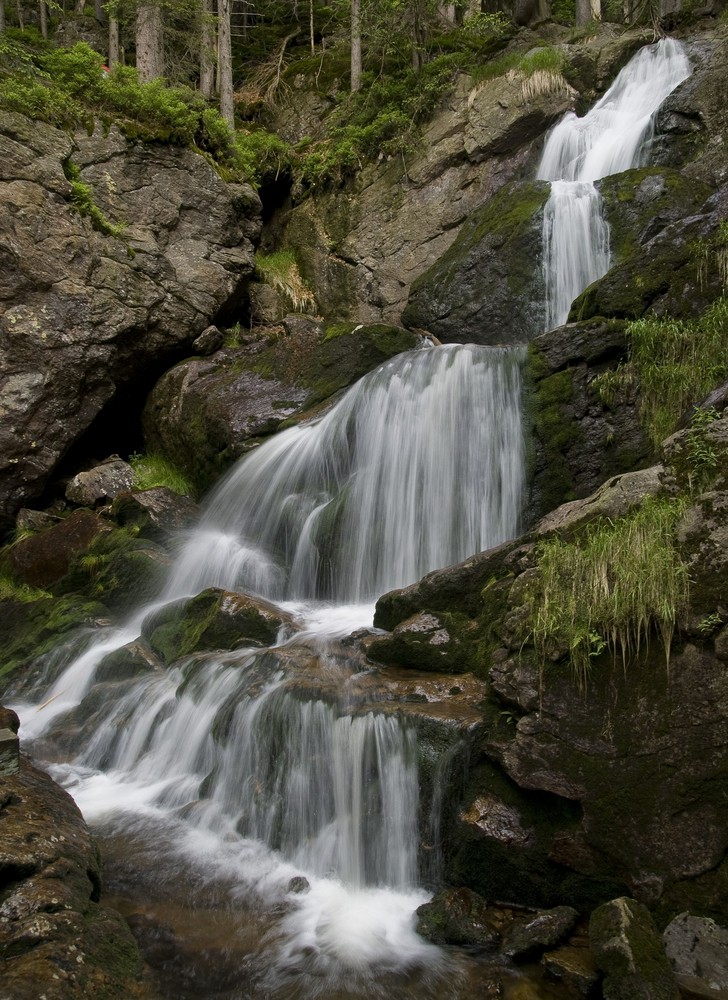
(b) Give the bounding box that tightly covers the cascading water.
[11,343,525,995]
[538,37,692,331]
[7,38,693,1000]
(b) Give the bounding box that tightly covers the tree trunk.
[575,0,591,22]
[351,0,362,92]
[218,0,234,128]
[309,0,314,54]
[590,0,602,18]
[200,0,215,99]
[136,1,165,82]
[463,0,480,19]
[109,15,120,67]
[39,1,47,37]
[0,0,5,33]
[16,2,24,29]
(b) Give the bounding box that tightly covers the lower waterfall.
[11,344,525,997]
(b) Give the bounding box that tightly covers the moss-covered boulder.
[590,898,679,1000]
[415,887,500,947]
[142,319,421,492]
[141,587,295,665]
[8,510,111,589]
[402,180,550,345]
[110,488,200,543]
[365,611,474,673]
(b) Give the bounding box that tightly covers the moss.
[527,349,581,511]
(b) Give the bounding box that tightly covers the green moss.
[129,451,196,497]
[63,159,127,239]
[527,349,580,511]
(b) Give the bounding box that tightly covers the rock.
[0,753,148,998]
[95,640,163,683]
[402,180,550,346]
[0,110,261,529]
[0,705,20,733]
[365,612,469,673]
[542,944,600,995]
[143,322,421,491]
[8,510,111,588]
[111,488,200,542]
[287,876,310,894]
[141,588,295,664]
[676,490,728,619]
[501,905,578,960]
[0,726,20,774]
[65,456,134,506]
[192,324,224,356]
[415,887,500,947]
[589,897,679,1000]
[663,912,728,992]
[15,508,59,534]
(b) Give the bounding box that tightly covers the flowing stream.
[9,37,691,1000]
[538,37,691,331]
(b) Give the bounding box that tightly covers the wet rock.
[542,944,599,995]
[287,876,310,894]
[0,705,20,733]
[501,905,578,960]
[365,611,469,673]
[663,912,728,992]
[415,887,500,947]
[402,180,550,346]
[111,488,200,542]
[95,639,163,683]
[0,725,20,774]
[459,793,536,851]
[0,754,148,998]
[142,587,295,664]
[65,456,134,507]
[8,510,111,588]
[589,897,679,1000]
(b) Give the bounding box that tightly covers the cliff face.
[0,111,262,529]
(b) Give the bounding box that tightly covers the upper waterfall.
[538,38,692,331]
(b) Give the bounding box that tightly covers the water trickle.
[538,38,692,330]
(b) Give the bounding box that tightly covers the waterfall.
[11,342,525,984]
[538,38,692,331]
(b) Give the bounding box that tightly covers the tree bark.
[109,15,120,67]
[39,1,47,37]
[136,1,165,82]
[0,0,5,33]
[309,0,314,53]
[351,0,362,92]
[200,0,215,99]
[218,0,234,128]
[575,0,591,23]
[463,0,480,19]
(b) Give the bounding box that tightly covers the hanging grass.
[129,453,196,497]
[594,296,728,450]
[525,495,690,686]
[254,250,316,313]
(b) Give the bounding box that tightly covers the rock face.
[590,898,678,1000]
[0,749,153,999]
[0,110,262,529]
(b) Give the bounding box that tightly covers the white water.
[538,37,692,331]
[11,343,525,990]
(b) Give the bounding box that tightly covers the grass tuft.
[129,453,196,497]
[255,250,316,312]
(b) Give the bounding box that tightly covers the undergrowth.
[525,495,690,686]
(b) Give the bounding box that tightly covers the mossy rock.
[402,180,550,346]
[141,587,292,665]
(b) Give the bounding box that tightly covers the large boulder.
[0,749,150,999]
[142,320,422,490]
[0,110,262,530]
[590,898,679,1000]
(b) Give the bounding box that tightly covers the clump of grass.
[0,574,51,603]
[255,250,315,312]
[129,453,195,497]
[525,495,690,685]
[594,297,728,450]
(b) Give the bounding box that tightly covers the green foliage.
[695,220,728,293]
[525,495,690,685]
[129,453,196,497]
[0,574,51,603]
[594,298,728,450]
[685,406,721,492]
[234,128,292,185]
